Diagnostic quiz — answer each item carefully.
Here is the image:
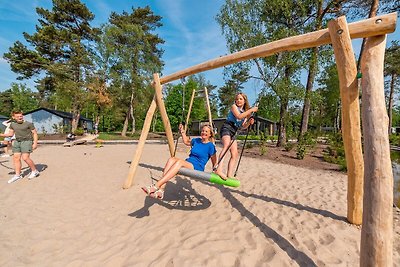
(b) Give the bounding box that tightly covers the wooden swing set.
[123,13,397,266]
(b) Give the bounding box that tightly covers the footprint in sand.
[319,232,335,245]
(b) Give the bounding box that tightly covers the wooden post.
[204,87,213,126]
[153,73,175,156]
[185,89,196,132]
[123,97,157,189]
[360,34,393,267]
[328,17,364,225]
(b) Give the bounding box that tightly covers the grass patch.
[97,132,140,140]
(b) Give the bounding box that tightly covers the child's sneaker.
[28,170,40,179]
[8,175,22,184]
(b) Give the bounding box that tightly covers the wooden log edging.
[360,34,393,267]
[160,12,397,85]
[328,17,364,225]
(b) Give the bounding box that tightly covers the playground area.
[0,143,399,266]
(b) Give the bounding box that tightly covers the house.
[0,114,8,132]
[23,108,94,134]
[190,116,277,136]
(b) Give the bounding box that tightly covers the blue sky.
[0,1,399,106]
[0,0,228,95]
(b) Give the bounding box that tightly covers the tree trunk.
[387,73,395,134]
[277,97,288,147]
[299,47,318,141]
[335,103,341,133]
[121,110,129,137]
[71,109,80,133]
[129,90,135,134]
[298,1,322,141]
[356,0,379,72]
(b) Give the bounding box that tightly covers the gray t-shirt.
[10,121,35,141]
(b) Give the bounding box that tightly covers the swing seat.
[178,168,240,187]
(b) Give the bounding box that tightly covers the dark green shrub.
[296,132,316,160]
[284,142,295,151]
[74,128,84,136]
[323,133,347,171]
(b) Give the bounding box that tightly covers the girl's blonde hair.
[202,124,215,143]
[235,92,250,111]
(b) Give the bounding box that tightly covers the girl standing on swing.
[214,92,258,180]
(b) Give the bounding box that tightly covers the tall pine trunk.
[121,110,129,137]
[356,0,379,71]
[387,73,396,134]
[277,97,288,147]
[298,1,322,141]
[130,96,136,134]
[71,109,80,133]
[299,47,318,141]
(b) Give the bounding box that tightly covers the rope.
[234,110,258,176]
[212,128,239,171]
[173,78,187,157]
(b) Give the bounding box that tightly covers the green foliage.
[218,66,249,116]
[284,142,295,151]
[97,132,139,140]
[385,41,400,131]
[390,134,400,146]
[296,144,306,159]
[257,93,280,122]
[296,132,316,160]
[236,135,260,140]
[163,75,218,132]
[52,122,69,134]
[99,6,164,135]
[74,128,85,136]
[323,133,347,171]
[217,0,310,147]
[4,0,98,132]
[259,132,268,156]
[315,63,341,131]
[1,83,39,113]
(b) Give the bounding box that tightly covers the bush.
[323,133,347,171]
[284,142,295,151]
[74,128,84,136]
[259,132,268,155]
[296,132,316,160]
[389,134,400,146]
[296,144,306,159]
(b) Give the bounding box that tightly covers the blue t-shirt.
[186,138,217,171]
[226,105,244,128]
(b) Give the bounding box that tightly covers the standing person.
[1,119,14,157]
[0,111,40,184]
[214,93,257,180]
[142,124,217,199]
[94,122,99,134]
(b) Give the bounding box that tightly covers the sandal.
[141,184,164,199]
[141,184,158,195]
[151,188,164,200]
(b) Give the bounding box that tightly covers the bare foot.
[214,169,228,180]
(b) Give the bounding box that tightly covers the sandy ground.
[0,143,399,266]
